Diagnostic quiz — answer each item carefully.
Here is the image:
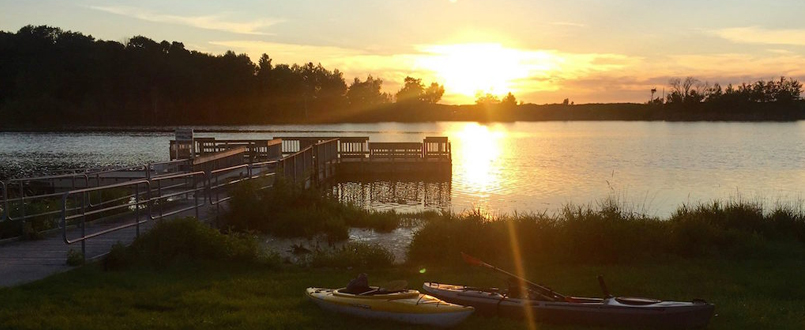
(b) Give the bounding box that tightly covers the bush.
[66,249,84,266]
[223,179,402,240]
[103,217,262,270]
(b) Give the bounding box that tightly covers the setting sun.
[415,43,560,103]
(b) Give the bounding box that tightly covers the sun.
[415,43,557,103]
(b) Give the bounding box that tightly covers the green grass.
[0,257,803,329]
[3,195,804,329]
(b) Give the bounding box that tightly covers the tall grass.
[408,198,805,267]
[223,179,402,241]
[308,242,395,269]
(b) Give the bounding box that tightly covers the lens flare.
[506,219,537,330]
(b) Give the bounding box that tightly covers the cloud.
[710,26,805,46]
[87,5,283,36]
[667,53,805,78]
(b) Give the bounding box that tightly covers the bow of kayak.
[306,287,474,327]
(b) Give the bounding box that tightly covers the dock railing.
[61,180,151,258]
[148,171,207,221]
[369,142,424,159]
[279,146,314,188]
[3,173,90,226]
[423,137,451,159]
[0,181,6,221]
[148,159,191,178]
[314,139,339,184]
[207,160,277,219]
[338,137,370,159]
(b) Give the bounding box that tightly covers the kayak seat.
[343,286,376,295]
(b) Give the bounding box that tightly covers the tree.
[395,77,444,104]
[501,92,517,108]
[667,77,704,105]
[475,92,500,105]
[423,82,445,104]
[395,77,425,103]
[346,75,390,109]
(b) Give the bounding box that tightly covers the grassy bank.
[0,256,802,329]
[2,192,804,329]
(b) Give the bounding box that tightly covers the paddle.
[461,252,565,301]
[597,275,613,299]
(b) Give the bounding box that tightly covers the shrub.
[223,179,401,239]
[66,249,84,266]
[103,217,262,270]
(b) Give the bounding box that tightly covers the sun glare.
[416,43,559,102]
[448,122,509,214]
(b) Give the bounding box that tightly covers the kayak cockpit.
[333,288,421,300]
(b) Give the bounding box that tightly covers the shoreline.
[2,117,804,133]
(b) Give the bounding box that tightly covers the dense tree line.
[0,25,439,127]
[1,25,803,128]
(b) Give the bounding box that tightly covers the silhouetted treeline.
[1,25,804,129]
[0,25,358,127]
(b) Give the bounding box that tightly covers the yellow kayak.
[306,287,474,327]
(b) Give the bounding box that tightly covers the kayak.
[423,282,715,329]
[306,287,475,327]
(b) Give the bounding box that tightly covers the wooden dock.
[170,136,452,180]
[0,135,451,287]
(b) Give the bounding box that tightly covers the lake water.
[2,121,804,217]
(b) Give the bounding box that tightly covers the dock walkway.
[0,200,217,287]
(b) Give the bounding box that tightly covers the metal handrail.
[248,160,278,180]
[7,172,91,183]
[86,166,149,208]
[148,171,206,221]
[148,159,191,177]
[61,180,151,258]
[5,174,90,222]
[1,181,6,221]
[208,164,251,206]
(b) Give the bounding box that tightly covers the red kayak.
[422,282,714,328]
[430,253,715,328]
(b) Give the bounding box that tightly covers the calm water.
[2,121,804,217]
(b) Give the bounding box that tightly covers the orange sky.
[3,0,805,104]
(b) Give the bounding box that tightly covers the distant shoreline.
[3,102,805,132]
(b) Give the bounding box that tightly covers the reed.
[408,198,805,267]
